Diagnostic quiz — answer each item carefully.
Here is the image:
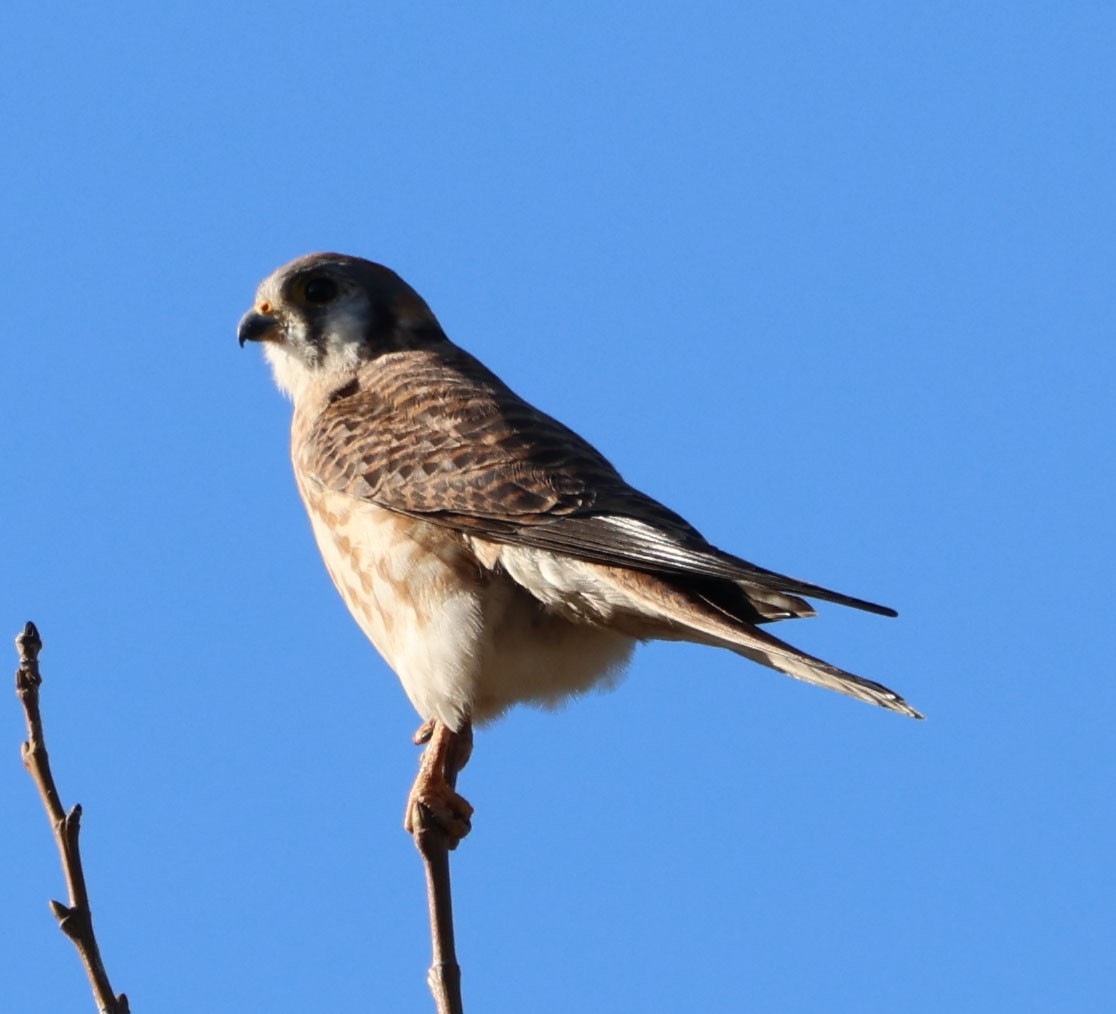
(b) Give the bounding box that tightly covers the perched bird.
[239,252,920,839]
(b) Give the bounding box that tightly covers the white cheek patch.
[319,303,369,370]
[260,293,372,404]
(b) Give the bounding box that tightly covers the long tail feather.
[609,567,921,718]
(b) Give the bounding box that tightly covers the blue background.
[3,4,1112,1011]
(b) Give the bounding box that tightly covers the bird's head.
[238,252,445,401]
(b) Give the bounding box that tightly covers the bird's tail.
[609,569,922,718]
[714,620,921,718]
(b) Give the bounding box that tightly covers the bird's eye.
[304,276,338,304]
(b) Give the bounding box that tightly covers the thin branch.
[413,808,463,1014]
[15,621,129,1014]
[408,720,473,1014]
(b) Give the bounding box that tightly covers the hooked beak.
[237,309,280,347]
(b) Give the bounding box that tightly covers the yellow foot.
[405,778,474,846]
[404,719,474,848]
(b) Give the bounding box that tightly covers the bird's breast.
[295,477,488,725]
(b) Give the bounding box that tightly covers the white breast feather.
[298,483,637,728]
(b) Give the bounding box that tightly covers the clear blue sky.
[3,4,1113,1011]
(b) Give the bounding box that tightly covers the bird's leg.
[408,719,472,1013]
[406,719,474,848]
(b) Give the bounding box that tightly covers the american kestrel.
[239,253,920,839]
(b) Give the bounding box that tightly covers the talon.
[405,788,474,848]
[405,719,474,848]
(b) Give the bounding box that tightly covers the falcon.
[239,252,920,841]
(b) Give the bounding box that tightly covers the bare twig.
[408,720,473,1014]
[15,622,129,1014]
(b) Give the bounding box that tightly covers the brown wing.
[301,343,897,620]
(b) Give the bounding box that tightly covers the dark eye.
[304,275,338,304]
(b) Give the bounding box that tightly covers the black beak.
[238,310,279,347]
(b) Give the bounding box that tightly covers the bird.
[238,252,920,841]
